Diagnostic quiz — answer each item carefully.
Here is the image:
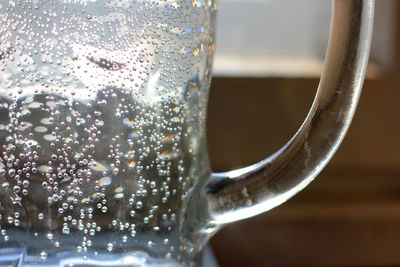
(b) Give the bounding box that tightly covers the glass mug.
[0,0,373,266]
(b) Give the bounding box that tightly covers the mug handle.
[182,0,374,248]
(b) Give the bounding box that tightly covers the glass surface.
[0,0,373,266]
[0,0,215,265]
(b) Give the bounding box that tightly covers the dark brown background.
[207,4,400,266]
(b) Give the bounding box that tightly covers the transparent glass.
[0,0,373,266]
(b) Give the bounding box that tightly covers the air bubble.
[89,229,95,236]
[40,251,47,261]
[8,169,16,177]
[2,182,9,190]
[0,0,211,258]
[62,227,70,235]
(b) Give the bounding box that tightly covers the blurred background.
[207,0,400,265]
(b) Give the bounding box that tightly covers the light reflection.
[128,161,136,169]
[98,177,112,187]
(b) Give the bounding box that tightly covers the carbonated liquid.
[0,0,216,265]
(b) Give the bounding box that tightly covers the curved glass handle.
[181,0,374,249]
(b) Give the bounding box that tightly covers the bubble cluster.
[0,0,216,265]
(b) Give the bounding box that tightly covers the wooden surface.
[207,7,400,266]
